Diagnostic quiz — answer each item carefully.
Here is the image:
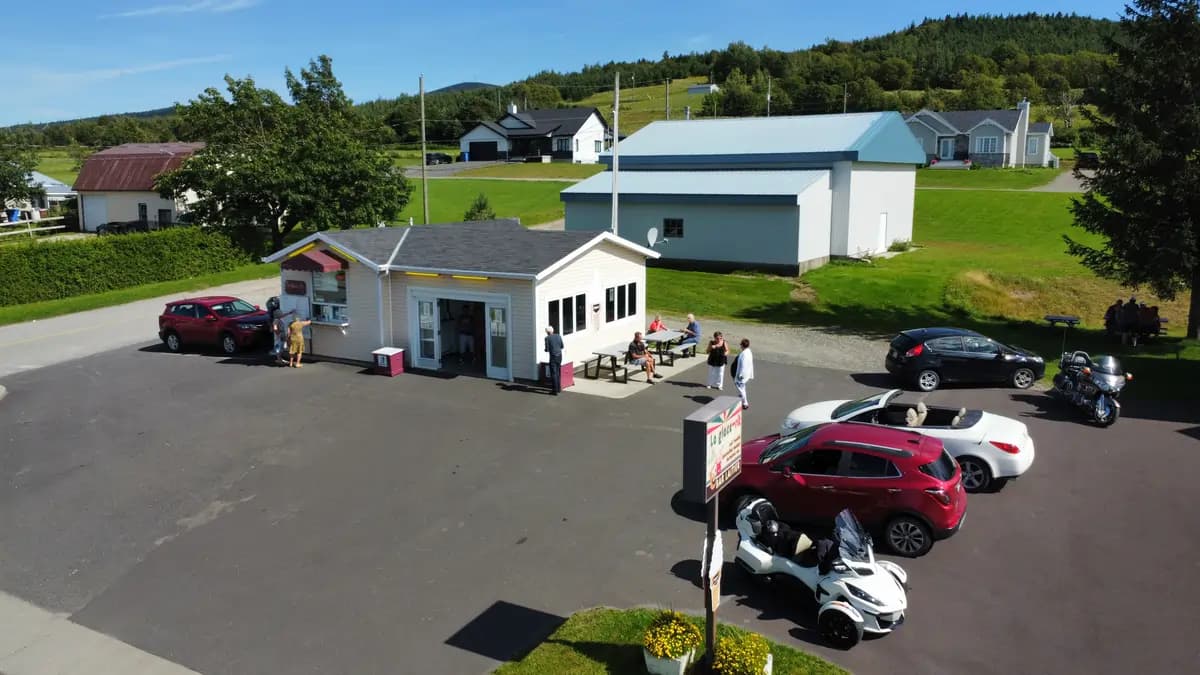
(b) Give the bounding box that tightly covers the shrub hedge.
[0,228,250,307]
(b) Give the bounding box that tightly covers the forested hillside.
[1,13,1114,149]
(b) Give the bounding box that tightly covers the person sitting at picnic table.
[1120,296,1141,343]
[680,313,701,346]
[648,315,668,333]
[628,331,662,384]
[1104,299,1123,336]
[1140,304,1161,336]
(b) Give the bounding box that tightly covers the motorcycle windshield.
[1095,373,1125,391]
[834,509,871,564]
[1092,355,1123,375]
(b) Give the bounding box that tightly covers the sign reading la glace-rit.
[704,402,743,502]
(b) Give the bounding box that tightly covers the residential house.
[2,171,76,220]
[459,106,609,163]
[687,83,720,96]
[561,112,925,274]
[905,100,1055,168]
[73,142,203,232]
[262,219,659,381]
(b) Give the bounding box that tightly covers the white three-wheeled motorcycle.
[734,498,909,649]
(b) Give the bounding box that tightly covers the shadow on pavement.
[445,600,565,663]
[669,559,828,649]
[496,381,554,396]
[1008,393,1081,423]
[669,490,708,525]
[848,372,899,389]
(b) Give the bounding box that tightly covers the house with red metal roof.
[73,142,204,232]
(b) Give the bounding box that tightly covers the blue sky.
[2,0,1130,126]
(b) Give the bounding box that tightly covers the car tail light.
[924,487,952,505]
[989,441,1021,454]
[904,343,924,358]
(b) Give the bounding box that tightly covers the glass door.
[416,299,440,369]
[485,303,509,380]
[939,138,954,159]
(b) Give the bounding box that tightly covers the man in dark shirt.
[628,331,661,384]
[544,326,564,394]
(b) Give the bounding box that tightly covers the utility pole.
[495,87,500,116]
[611,72,620,237]
[419,74,429,225]
[843,82,849,114]
[665,79,670,120]
[767,76,772,117]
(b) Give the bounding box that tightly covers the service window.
[606,283,637,322]
[843,452,900,478]
[312,268,348,323]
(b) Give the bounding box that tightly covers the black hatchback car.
[885,327,1045,392]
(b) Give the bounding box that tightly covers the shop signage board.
[284,279,307,296]
[681,396,744,503]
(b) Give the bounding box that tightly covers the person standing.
[705,331,728,390]
[733,338,754,410]
[457,304,475,364]
[271,308,295,364]
[287,316,313,368]
[544,326,564,395]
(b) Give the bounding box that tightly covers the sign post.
[682,396,743,667]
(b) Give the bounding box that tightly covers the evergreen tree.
[463,193,495,221]
[1067,0,1200,337]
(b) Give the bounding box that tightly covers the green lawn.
[576,76,712,135]
[36,149,80,185]
[455,163,604,180]
[494,608,845,675]
[0,263,276,327]
[916,167,1062,190]
[647,189,1197,397]
[400,178,569,225]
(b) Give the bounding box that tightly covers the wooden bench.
[670,342,698,359]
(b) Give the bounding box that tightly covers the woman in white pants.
[734,338,754,410]
[705,331,728,389]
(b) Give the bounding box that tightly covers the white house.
[262,219,659,382]
[687,83,720,96]
[73,142,202,232]
[561,112,926,274]
[905,100,1055,168]
[459,106,609,163]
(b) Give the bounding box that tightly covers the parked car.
[780,389,1035,492]
[725,422,967,557]
[425,152,454,165]
[884,327,1045,392]
[1075,151,1100,169]
[158,296,271,355]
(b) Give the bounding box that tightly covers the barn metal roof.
[561,170,828,205]
[73,142,204,192]
[599,112,925,168]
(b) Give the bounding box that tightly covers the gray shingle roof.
[321,220,601,276]
[486,107,606,139]
[912,113,955,135]
[1029,122,1052,133]
[936,109,1021,133]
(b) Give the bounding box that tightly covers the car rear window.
[890,333,917,351]
[919,449,957,481]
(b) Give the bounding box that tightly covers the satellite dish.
[646,227,659,247]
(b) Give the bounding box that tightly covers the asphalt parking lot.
[1,344,1198,674]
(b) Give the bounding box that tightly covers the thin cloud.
[44,55,231,85]
[104,0,260,19]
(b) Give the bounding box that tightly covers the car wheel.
[220,332,238,355]
[915,369,940,392]
[885,516,933,557]
[1011,367,1036,389]
[163,330,182,353]
[957,456,993,493]
[818,606,862,650]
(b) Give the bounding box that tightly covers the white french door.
[408,288,512,380]
[485,303,509,380]
[938,138,954,159]
[414,298,440,370]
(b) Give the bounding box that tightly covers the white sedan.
[781,389,1035,492]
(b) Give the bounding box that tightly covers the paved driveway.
[1,346,1197,674]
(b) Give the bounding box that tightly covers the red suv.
[725,422,966,557]
[158,296,271,355]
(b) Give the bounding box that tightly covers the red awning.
[281,249,348,272]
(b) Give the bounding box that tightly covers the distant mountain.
[429,82,497,95]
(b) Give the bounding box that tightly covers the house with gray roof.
[262,219,658,381]
[561,111,926,273]
[459,105,609,163]
[905,100,1056,168]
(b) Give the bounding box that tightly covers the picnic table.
[1044,314,1081,328]
[644,329,698,363]
[586,342,632,382]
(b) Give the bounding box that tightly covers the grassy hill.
[576,76,713,136]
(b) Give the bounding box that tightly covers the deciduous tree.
[1067,0,1200,337]
[0,143,43,207]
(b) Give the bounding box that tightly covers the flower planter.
[643,647,693,675]
[764,652,773,674]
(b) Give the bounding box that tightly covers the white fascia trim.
[260,232,381,272]
[260,232,323,263]
[387,264,535,280]
[964,117,1014,134]
[534,232,660,282]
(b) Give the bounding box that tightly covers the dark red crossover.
[158,296,271,355]
[724,422,967,557]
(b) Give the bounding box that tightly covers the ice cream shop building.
[263,219,658,381]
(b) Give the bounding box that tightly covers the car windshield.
[832,391,897,420]
[835,509,871,564]
[1093,355,1123,375]
[210,299,257,317]
[760,424,825,463]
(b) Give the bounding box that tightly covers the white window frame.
[594,140,602,153]
[605,282,637,323]
[310,268,349,324]
[976,136,999,154]
[1026,136,1040,155]
[548,293,587,336]
[554,137,571,153]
